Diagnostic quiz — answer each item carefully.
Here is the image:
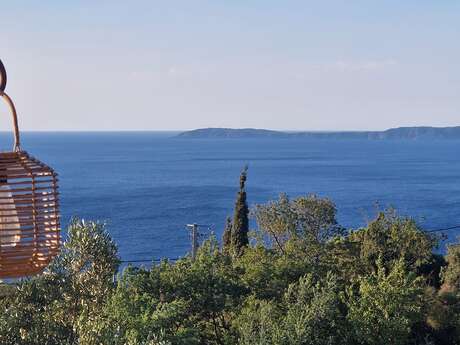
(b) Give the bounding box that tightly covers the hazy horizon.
[1,1,459,131]
[0,124,458,134]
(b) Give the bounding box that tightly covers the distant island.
[177,126,460,140]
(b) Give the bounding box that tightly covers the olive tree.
[0,219,120,345]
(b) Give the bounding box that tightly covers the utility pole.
[186,223,199,261]
[186,223,213,261]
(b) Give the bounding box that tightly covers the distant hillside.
[177,127,460,140]
[177,128,290,138]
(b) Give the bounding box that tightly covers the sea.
[1,132,459,262]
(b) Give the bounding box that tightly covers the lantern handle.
[0,59,6,92]
[0,60,21,152]
[0,93,21,152]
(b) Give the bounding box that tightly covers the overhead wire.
[119,223,460,264]
[425,225,460,233]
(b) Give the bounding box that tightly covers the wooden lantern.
[0,60,60,278]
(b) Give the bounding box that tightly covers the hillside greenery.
[1,196,460,344]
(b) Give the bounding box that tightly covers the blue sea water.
[1,132,459,261]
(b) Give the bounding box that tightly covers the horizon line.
[0,125,459,133]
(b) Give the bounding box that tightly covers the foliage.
[222,216,232,255]
[231,166,249,256]
[104,237,246,345]
[418,254,447,289]
[428,238,460,344]
[281,272,348,345]
[253,193,344,253]
[236,244,314,301]
[0,196,460,345]
[441,239,460,290]
[235,296,280,345]
[0,275,74,345]
[0,219,119,345]
[237,272,348,345]
[346,258,424,345]
[423,286,460,345]
[348,210,436,274]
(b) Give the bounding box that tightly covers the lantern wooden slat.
[0,195,57,202]
[5,179,58,186]
[0,150,61,278]
[0,59,61,278]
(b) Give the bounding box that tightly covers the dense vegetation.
[1,173,460,344]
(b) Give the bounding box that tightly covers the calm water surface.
[1,132,458,260]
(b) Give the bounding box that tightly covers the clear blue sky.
[1,1,459,131]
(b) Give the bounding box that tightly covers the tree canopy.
[0,196,459,345]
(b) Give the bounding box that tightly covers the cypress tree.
[222,216,232,254]
[231,166,249,256]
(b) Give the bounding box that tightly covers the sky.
[1,1,459,131]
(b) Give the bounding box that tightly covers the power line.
[119,224,460,264]
[120,257,179,264]
[425,225,460,233]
